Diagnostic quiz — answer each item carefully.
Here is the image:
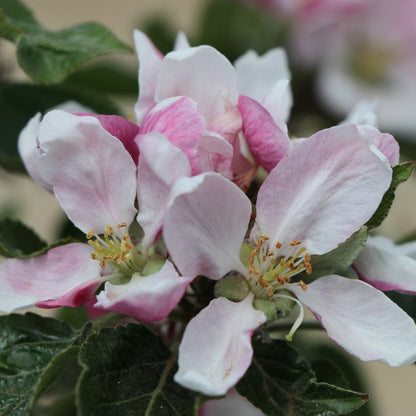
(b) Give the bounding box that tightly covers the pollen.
[247,236,312,299]
[86,223,141,277]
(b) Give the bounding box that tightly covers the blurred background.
[1,1,415,414]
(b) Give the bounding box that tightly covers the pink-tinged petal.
[175,294,266,396]
[164,173,250,280]
[39,110,137,235]
[36,278,101,308]
[174,31,191,50]
[359,126,400,166]
[200,389,265,416]
[256,124,392,254]
[238,95,291,172]
[198,131,233,177]
[0,243,101,312]
[155,46,239,124]
[94,260,192,322]
[292,275,416,366]
[234,48,292,126]
[139,96,205,174]
[134,30,163,123]
[354,236,416,294]
[136,132,191,252]
[17,113,53,192]
[75,113,140,164]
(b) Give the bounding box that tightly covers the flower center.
[246,234,311,300]
[87,223,146,280]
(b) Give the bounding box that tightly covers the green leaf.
[0,313,81,416]
[236,338,368,416]
[0,0,131,83]
[77,324,197,416]
[0,218,80,258]
[298,227,368,281]
[0,218,47,257]
[0,0,39,41]
[16,22,131,84]
[0,82,120,172]
[366,162,415,230]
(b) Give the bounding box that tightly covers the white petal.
[354,236,416,294]
[256,124,392,254]
[164,173,250,280]
[292,275,416,366]
[175,294,266,396]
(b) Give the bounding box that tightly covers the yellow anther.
[275,242,282,249]
[86,230,95,240]
[299,280,307,291]
[260,234,270,240]
[117,222,127,228]
[290,240,302,246]
[99,260,106,269]
[105,225,114,235]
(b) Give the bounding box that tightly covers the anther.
[290,240,302,246]
[275,242,282,249]
[117,222,127,228]
[299,280,307,291]
[86,230,95,240]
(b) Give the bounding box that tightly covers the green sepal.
[214,273,250,301]
[0,313,83,416]
[76,324,198,416]
[297,226,368,281]
[236,338,369,416]
[366,161,415,230]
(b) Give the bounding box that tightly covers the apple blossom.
[163,125,416,396]
[134,30,292,181]
[0,109,192,322]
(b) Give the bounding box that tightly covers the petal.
[292,275,416,366]
[17,113,53,192]
[75,113,140,164]
[174,31,191,50]
[136,132,191,252]
[238,95,291,172]
[134,30,163,123]
[358,126,400,166]
[155,46,239,124]
[256,124,392,254]
[0,243,101,312]
[39,110,138,235]
[234,48,292,127]
[354,236,416,294]
[139,96,205,174]
[164,173,250,280]
[94,260,192,322]
[175,294,266,396]
[200,389,265,416]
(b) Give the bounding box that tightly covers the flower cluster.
[1,30,416,409]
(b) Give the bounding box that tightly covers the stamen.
[290,240,302,246]
[298,280,307,291]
